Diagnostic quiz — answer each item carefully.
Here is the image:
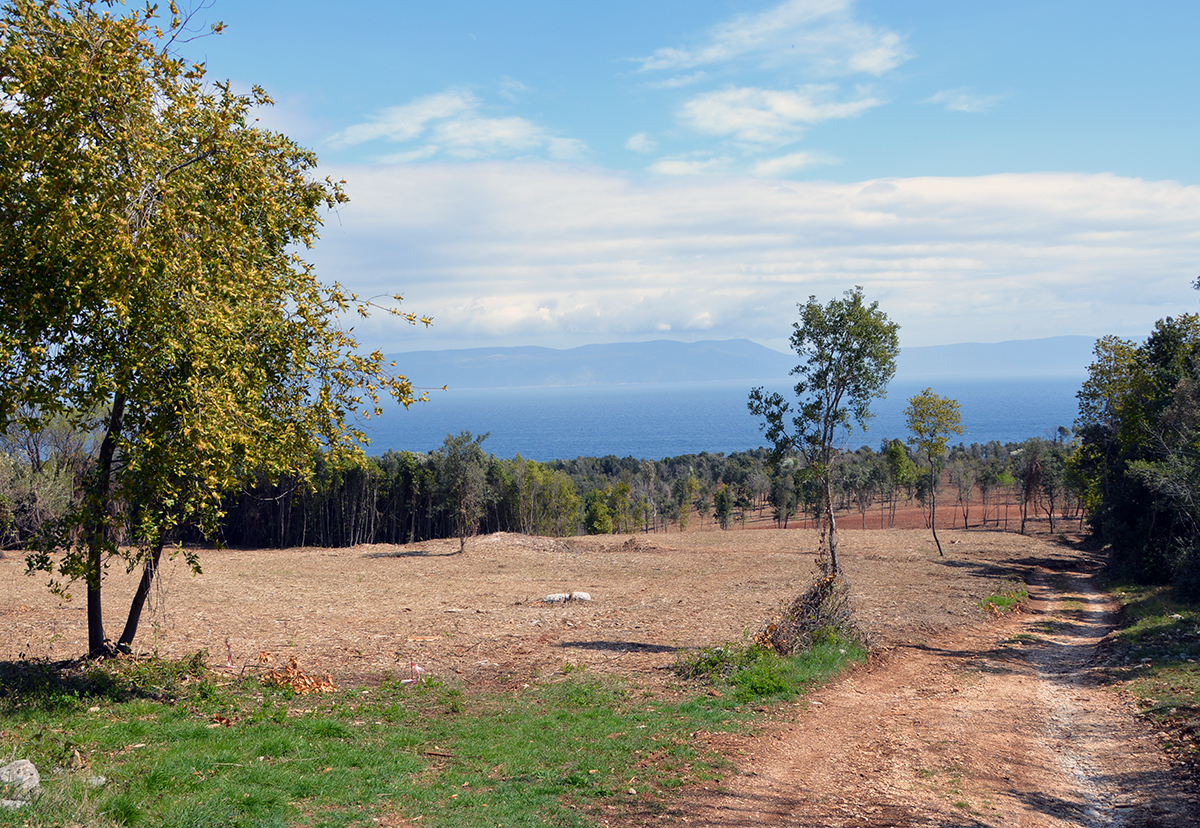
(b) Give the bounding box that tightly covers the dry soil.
[1,525,1195,826]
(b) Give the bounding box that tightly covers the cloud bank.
[311,165,1200,354]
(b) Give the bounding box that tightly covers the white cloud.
[377,146,439,164]
[647,155,733,176]
[634,0,909,77]
[312,164,1200,353]
[327,89,587,162]
[328,90,475,147]
[752,151,834,176]
[924,88,1007,113]
[545,137,590,160]
[680,85,881,145]
[646,71,709,90]
[431,115,545,157]
[497,76,530,102]
[626,133,658,153]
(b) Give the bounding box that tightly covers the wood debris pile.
[757,574,863,655]
[260,655,337,694]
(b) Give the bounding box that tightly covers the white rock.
[544,591,593,603]
[0,799,27,810]
[0,760,39,799]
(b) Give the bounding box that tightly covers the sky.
[187,0,1199,354]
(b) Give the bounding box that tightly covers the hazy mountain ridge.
[387,336,1096,391]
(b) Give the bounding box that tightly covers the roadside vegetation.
[979,580,1030,615]
[0,642,862,828]
[1100,583,1200,776]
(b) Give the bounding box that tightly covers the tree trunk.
[930,464,944,556]
[116,538,164,653]
[86,392,127,657]
[824,478,840,575]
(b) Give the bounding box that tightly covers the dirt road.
[678,554,1198,828]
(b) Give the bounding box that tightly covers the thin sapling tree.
[749,287,900,574]
[903,389,964,555]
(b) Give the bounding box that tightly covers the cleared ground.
[3,527,1042,687]
[2,525,1195,826]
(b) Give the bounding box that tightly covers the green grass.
[0,641,862,827]
[1102,582,1200,765]
[673,638,866,707]
[979,579,1029,614]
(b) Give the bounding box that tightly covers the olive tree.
[904,389,964,555]
[0,0,428,656]
[749,287,900,574]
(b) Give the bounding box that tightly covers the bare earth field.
[2,525,1198,826]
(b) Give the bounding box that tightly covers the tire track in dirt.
[671,557,1197,828]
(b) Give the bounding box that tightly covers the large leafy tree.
[903,389,963,555]
[1074,314,1200,591]
[749,287,900,574]
[0,0,428,656]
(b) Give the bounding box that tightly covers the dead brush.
[756,573,865,655]
[260,655,337,695]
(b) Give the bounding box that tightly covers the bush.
[673,638,864,705]
[756,574,863,655]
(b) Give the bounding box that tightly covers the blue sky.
[191,0,1199,353]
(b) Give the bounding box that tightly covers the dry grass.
[0,526,1074,694]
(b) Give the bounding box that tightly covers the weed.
[0,770,122,828]
[980,579,1029,615]
[674,639,865,705]
[674,643,768,683]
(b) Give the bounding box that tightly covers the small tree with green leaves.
[583,489,613,535]
[676,475,700,532]
[435,432,491,553]
[749,287,900,574]
[904,389,964,555]
[713,486,734,530]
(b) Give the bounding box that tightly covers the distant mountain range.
[386,335,1096,391]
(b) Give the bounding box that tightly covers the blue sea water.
[362,377,1083,462]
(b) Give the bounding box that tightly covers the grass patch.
[979,579,1029,615]
[673,638,866,707]
[1102,582,1200,772]
[0,641,861,828]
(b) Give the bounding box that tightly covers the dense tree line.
[3,423,1090,553]
[208,433,1087,546]
[1072,313,1200,596]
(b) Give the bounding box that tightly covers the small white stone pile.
[542,591,591,603]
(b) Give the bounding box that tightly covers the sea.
[361,376,1084,462]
